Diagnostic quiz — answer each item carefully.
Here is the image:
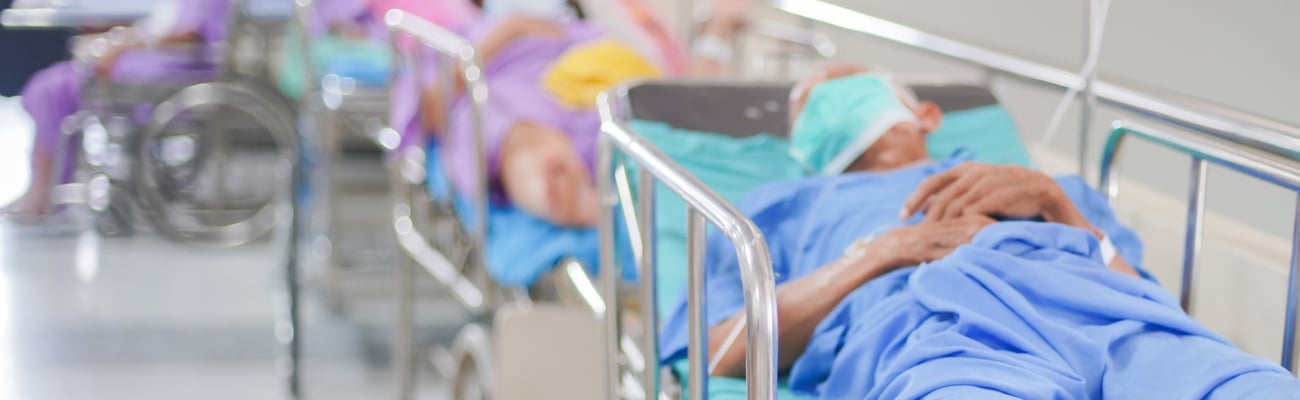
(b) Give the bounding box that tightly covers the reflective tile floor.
[0,219,457,400]
[0,181,470,400]
[0,96,464,399]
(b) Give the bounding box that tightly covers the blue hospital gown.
[658,153,1300,398]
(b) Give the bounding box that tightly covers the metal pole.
[386,26,417,400]
[686,209,708,400]
[1282,194,1300,372]
[637,169,658,399]
[393,178,417,400]
[596,136,621,400]
[279,3,312,397]
[282,101,307,400]
[1181,158,1208,312]
[1077,0,1098,177]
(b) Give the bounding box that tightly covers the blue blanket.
[789,222,1300,399]
[425,143,635,287]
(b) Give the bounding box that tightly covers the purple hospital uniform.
[20,0,230,180]
[392,18,605,205]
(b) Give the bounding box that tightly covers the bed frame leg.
[1180,158,1208,312]
[1281,194,1300,373]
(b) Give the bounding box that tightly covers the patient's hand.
[870,215,996,270]
[900,162,1090,229]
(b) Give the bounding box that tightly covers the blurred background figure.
[6,0,230,218]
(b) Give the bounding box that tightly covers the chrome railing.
[767,0,1300,175]
[1099,120,1300,374]
[385,9,491,399]
[597,92,780,400]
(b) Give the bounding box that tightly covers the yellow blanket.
[543,39,662,109]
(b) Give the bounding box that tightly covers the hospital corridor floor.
[0,220,463,400]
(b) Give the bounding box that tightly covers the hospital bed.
[762,0,1300,372]
[38,0,296,246]
[590,5,1300,400]
[594,88,1300,399]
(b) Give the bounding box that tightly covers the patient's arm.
[707,215,995,378]
[900,162,1140,277]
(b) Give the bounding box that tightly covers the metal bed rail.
[597,93,781,400]
[766,0,1300,174]
[1099,120,1300,374]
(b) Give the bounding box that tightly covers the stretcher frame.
[383,11,582,400]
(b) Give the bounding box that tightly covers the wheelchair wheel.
[449,324,494,400]
[135,80,296,246]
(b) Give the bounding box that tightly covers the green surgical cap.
[790,74,916,174]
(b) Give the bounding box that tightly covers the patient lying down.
[658,65,1300,399]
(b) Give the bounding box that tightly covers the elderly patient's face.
[790,65,943,173]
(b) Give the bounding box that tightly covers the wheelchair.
[50,1,297,247]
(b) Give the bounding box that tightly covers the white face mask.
[483,0,571,20]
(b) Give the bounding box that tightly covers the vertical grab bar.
[687,209,709,400]
[1181,158,1208,312]
[596,136,622,399]
[638,168,660,399]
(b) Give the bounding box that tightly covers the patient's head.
[789,65,942,174]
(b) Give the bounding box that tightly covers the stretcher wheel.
[449,323,494,400]
[135,80,296,246]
